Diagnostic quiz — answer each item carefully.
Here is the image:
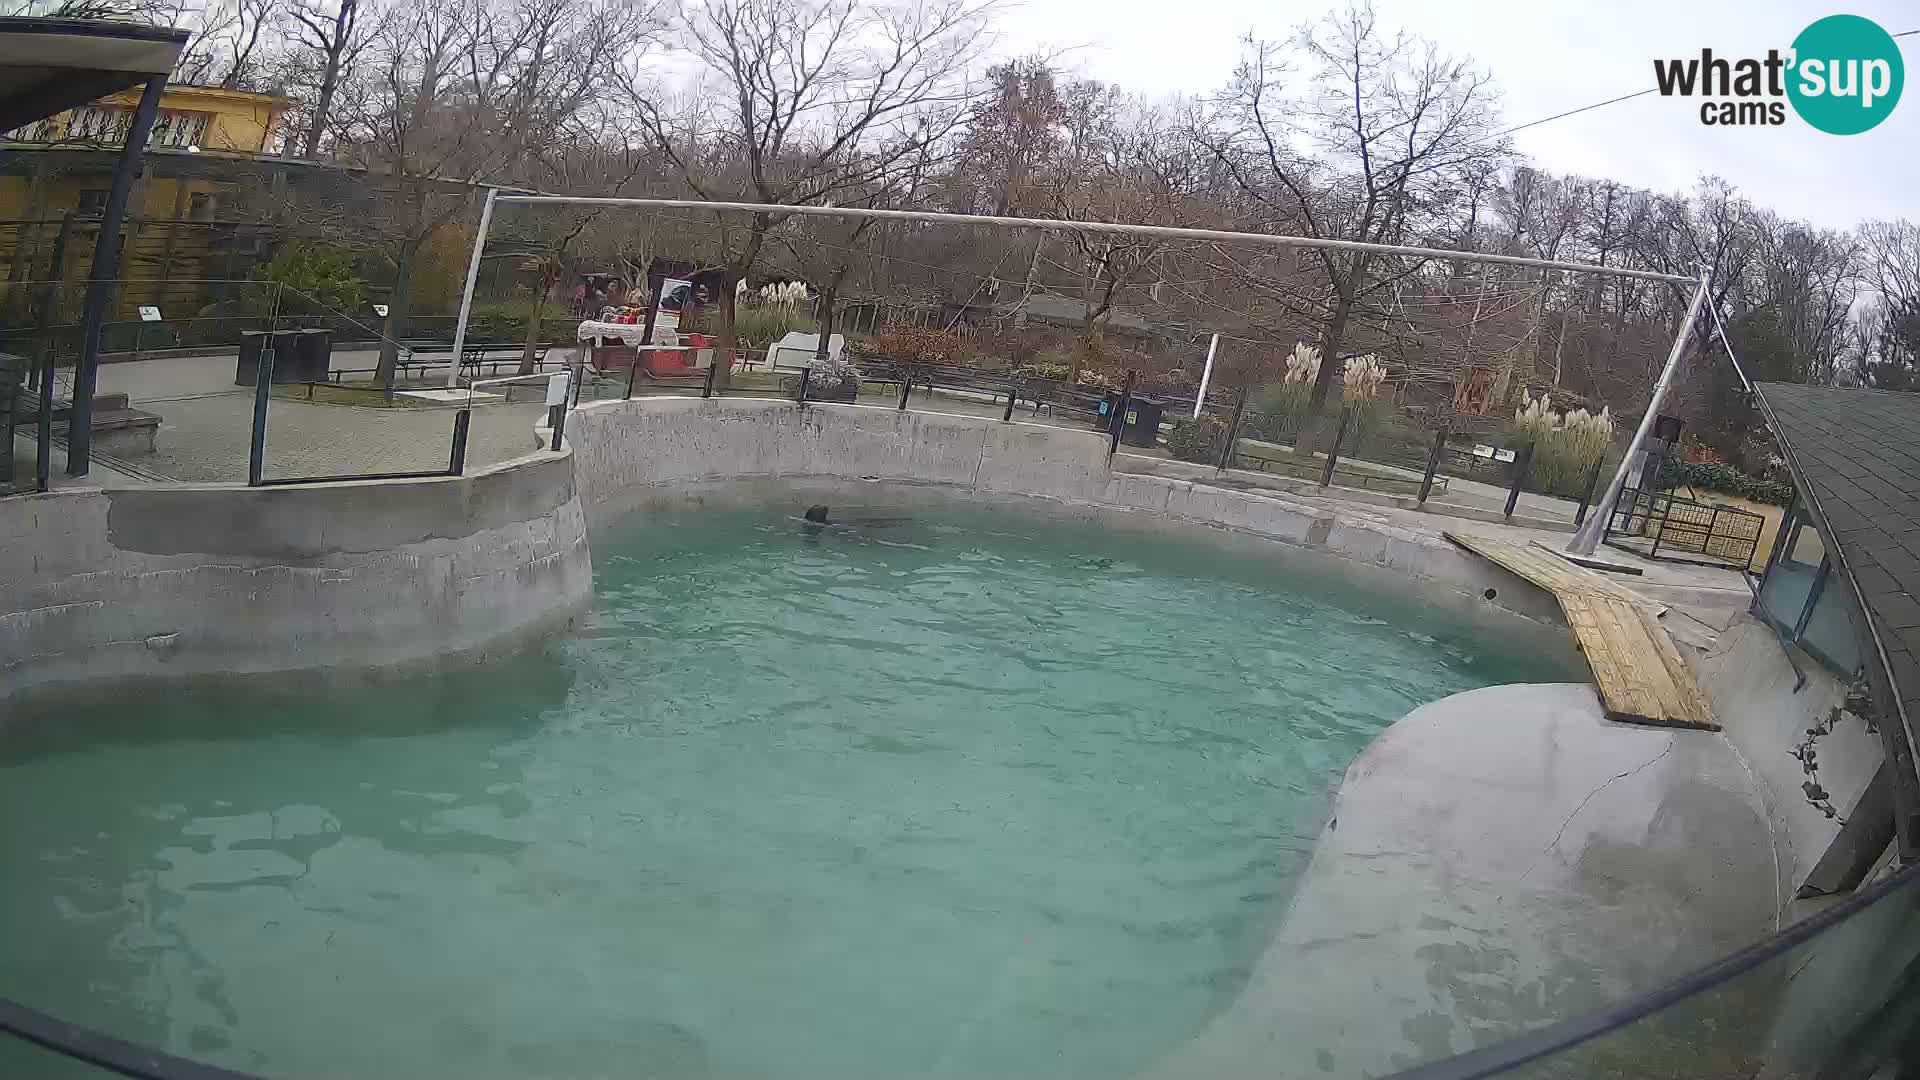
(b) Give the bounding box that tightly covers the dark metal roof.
[1756,381,1920,858]
[0,17,187,134]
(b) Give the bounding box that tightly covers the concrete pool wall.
[564,395,1567,626]
[0,450,591,703]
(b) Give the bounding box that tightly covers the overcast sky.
[995,0,1916,232]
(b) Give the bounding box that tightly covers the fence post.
[897,367,912,410]
[1650,494,1679,557]
[1417,427,1448,505]
[1319,407,1351,488]
[1573,458,1606,527]
[1002,379,1018,422]
[247,347,274,486]
[1217,386,1248,471]
[448,408,471,475]
[1503,442,1535,519]
[1107,370,1137,458]
[702,358,718,399]
[797,366,811,404]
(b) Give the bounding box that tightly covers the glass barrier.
[1387,858,1920,1080]
[1757,497,1864,677]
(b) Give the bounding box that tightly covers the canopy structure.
[0,16,188,482]
[0,17,187,132]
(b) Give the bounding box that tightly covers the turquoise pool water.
[0,502,1575,1079]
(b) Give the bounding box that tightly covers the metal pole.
[448,409,471,475]
[797,366,811,404]
[1193,332,1219,418]
[1108,371,1136,458]
[702,358,718,399]
[1217,386,1248,471]
[625,352,640,399]
[1567,268,1711,555]
[69,74,168,477]
[247,347,274,486]
[1320,408,1351,488]
[494,196,1695,286]
[1417,427,1448,505]
[444,188,498,388]
[33,213,75,493]
[1504,442,1535,519]
[897,367,912,410]
[1002,380,1018,422]
[1573,458,1606,528]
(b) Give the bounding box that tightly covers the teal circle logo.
[1787,15,1903,135]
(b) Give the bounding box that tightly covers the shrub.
[1506,392,1615,497]
[1661,460,1795,506]
[1164,416,1224,463]
[865,324,979,366]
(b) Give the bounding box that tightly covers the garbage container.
[1122,396,1164,448]
[285,328,333,382]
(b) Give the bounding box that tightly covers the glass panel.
[1394,864,1920,1080]
[1801,570,1864,675]
[0,1030,121,1079]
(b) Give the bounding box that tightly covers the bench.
[87,393,161,457]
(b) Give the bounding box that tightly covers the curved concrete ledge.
[565,396,1567,626]
[0,451,592,703]
[1158,682,1778,1079]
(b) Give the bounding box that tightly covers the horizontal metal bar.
[254,469,454,486]
[0,996,262,1080]
[492,196,1696,285]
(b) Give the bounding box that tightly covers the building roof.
[0,17,187,133]
[1757,381,1920,855]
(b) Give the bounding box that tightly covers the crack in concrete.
[1517,737,1678,884]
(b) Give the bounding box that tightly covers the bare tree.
[1200,3,1508,420]
[173,0,283,88]
[287,0,362,157]
[621,0,995,382]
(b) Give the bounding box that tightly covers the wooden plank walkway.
[1446,532,1719,731]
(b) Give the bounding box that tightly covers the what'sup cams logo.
[1654,14,1904,134]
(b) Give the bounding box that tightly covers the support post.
[1504,442,1535,519]
[797,366,811,404]
[444,188,498,388]
[69,74,167,477]
[448,409,471,475]
[33,213,75,493]
[1319,408,1351,488]
[897,367,912,410]
[1568,268,1711,554]
[1107,371,1136,458]
[625,352,640,399]
[247,348,274,486]
[1417,426,1447,506]
[702,357,718,399]
[1002,380,1018,422]
[1573,458,1606,527]
[1193,332,1219,418]
[1217,386,1248,471]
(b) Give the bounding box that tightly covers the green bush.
[1164,416,1224,463]
[1661,460,1794,506]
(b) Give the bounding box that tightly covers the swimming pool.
[0,500,1576,1078]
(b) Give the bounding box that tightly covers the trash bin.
[1122,397,1164,448]
[285,328,333,382]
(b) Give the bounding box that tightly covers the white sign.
[137,306,161,322]
[1471,444,1517,463]
[545,371,571,407]
[372,304,390,317]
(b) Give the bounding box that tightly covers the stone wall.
[0,451,591,703]
[565,396,1566,625]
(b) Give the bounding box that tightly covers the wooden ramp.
[1446,532,1719,731]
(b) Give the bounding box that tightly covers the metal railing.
[1606,487,1767,570]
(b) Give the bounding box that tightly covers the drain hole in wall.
[1483,588,1498,601]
